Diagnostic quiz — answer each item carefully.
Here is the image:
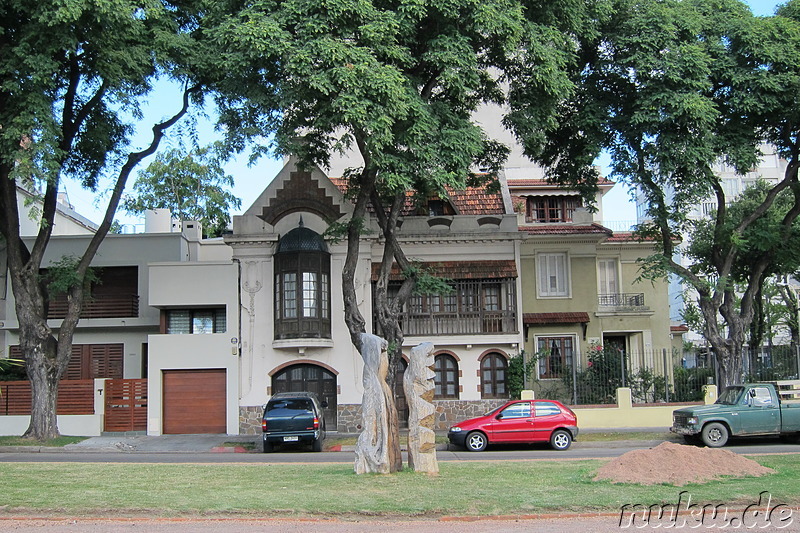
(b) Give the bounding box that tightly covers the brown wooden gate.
[162,369,226,434]
[104,379,147,432]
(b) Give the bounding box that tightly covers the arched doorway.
[272,364,337,427]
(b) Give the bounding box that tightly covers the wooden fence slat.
[0,380,94,415]
[104,379,147,432]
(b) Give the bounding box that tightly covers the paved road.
[1,439,799,463]
[0,515,641,533]
[3,512,800,533]
[2,439,800,532]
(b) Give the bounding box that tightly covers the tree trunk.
[0,87,197,440]
[23,340,62,440]
[712,341,743,391]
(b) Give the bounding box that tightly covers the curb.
[0,437,676,454]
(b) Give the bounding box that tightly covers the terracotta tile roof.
[372,260,517,281]
[507,177,615,189]
[523,312,591,325]
[521,224,613,236]
[671,324,690,333]
[605,232,649,242]
[329,177,506,216]
[445,186,505,215]
[605,231,680,244]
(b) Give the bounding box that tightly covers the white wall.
[147,333,240,436]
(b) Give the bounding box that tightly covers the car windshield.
[483,406,503,417]
[716,386,744,405]
[267,399,313,416]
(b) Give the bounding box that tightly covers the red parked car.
[448,399,578,451]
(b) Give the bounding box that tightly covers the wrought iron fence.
[744,344,800,382]
[528,346,716,406]
[531,344,800,406]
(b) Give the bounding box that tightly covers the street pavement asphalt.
[0,427,673,453]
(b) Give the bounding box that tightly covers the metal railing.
[597,293,646,307]
[529,347,714,406]
[47,294,140,319]
[399,310,517,336]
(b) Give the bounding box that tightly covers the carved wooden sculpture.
[354,333,402,474]
[404,342,438,474]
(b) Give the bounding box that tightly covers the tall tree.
[0,1,206,439]
[684,182,800,351]
[527,0,800,388]
[207,0,591,469]
[124,145,241,237]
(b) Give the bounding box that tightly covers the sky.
[64,0,782,231]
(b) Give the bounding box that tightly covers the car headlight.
[687,416,698,425]
[450,426,462,433]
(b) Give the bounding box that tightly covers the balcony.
[47,294,140,319]
[397,310,517,336]
[597,293,649,312]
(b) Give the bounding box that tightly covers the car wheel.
[465,431,487,452]
[701,422,729,447]
[550,429,572,451]
[262,438,273,453]
[312,437,323,452]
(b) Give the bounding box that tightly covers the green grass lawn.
[0,435,87,447]
[2,455,799,518]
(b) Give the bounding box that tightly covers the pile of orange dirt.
[594,441,775,486]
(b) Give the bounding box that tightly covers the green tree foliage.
[530,0,800,388]
[672,366,714,402]
[124,146,241,237]
[686,182,800,349]
[506,353,536,400]
[0,1,208,439]
[203,0,592,471]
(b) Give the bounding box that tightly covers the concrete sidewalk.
[0,427,673,454]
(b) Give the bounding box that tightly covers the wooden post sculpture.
[404,342,439,474]
[354,333,402,474]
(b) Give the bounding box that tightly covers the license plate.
[283,436,299,442]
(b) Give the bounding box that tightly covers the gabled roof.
[371,260,517,281]
[523,312,591,325]
[17,186,99,235]
[242,157,352,225]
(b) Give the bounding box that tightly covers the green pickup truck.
[671,382,800,447]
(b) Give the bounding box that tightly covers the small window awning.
[523,312,590,325]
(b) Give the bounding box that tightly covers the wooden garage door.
[163,369,226,434]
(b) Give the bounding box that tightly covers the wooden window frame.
[480,353,509,399]
[434,354,459,399]
[536,335,575,380]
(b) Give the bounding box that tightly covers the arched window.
[481,353,508,399]
[274,220,331,339]
[434,354,459,399]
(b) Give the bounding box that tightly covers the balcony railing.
[598,293,646,308]
[398,310,517,336]
[47,294,140,319]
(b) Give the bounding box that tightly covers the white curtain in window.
[538,253,568,296]
[598,258,619,295]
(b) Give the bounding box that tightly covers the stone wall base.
[239,406,262,435]
[242,400,509,434]
[336,399,507,433]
